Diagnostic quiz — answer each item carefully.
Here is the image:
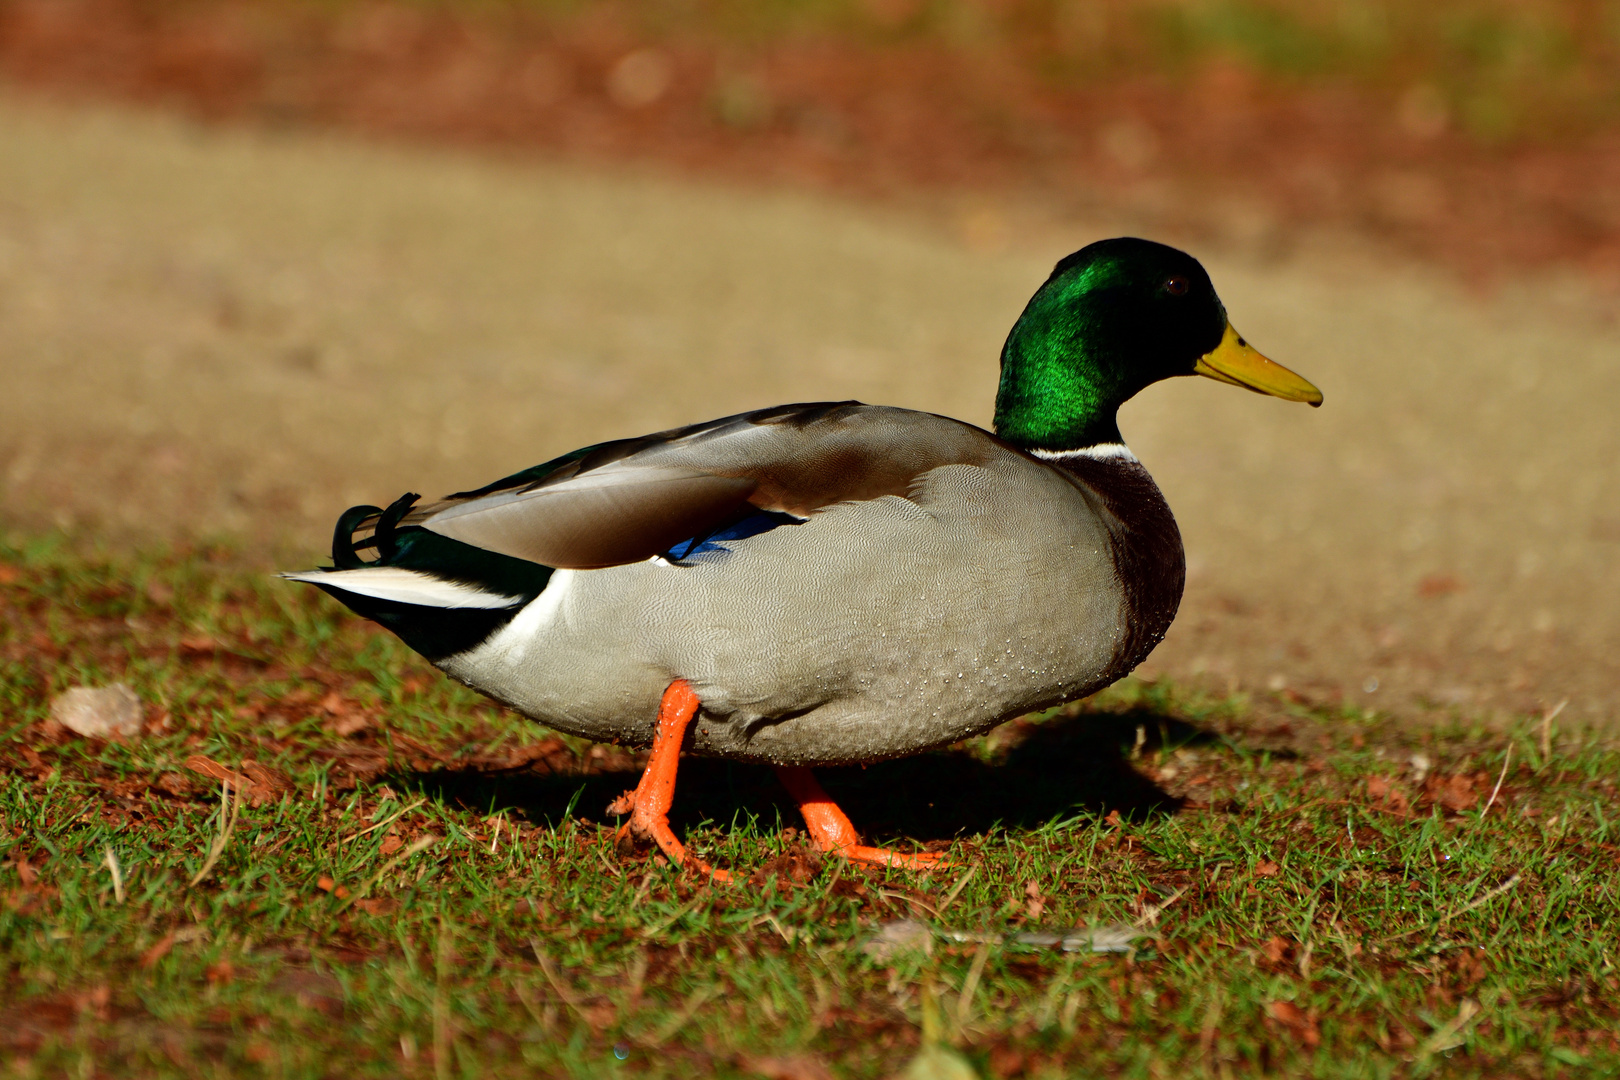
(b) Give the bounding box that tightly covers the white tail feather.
[280,567,525,610]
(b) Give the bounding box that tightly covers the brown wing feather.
[424,468,757,569]
[413,403,1006,570]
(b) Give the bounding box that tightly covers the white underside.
[461,568,577,666]
[280,567,526,609]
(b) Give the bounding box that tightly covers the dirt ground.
[2,94,1616,729]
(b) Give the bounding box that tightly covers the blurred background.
[1,0,1617,724]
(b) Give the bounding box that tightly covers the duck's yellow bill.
[1195,323,1323,406]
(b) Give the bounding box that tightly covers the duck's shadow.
[398,710,1219,842]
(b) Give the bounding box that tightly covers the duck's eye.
[1164,276,1189,296]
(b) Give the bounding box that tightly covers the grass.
[2,533,1618,1078]
[457,0,1620,142]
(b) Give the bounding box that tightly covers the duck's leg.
[774,766,947,869]
[608,679,731,883]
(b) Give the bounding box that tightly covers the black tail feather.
[310,494,555,662]
[373,492,422,562]
[331,505,383,569]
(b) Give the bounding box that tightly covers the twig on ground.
[340,798,425,844]
[934,865,978,919]
[1540,699,1568,763]
[956,941,991,1029]
[340,834,439,909]
[512,979,550,1033]
[102,843,125,904]
[646,984,720,1047]
[1482,744,1513,816]
[594,846,623,879]
[1134,886,1188,928]
[434,917,453,1080]
[1385,873,1523,942]
[531,938,590,1023]
[188,779,242,888]
[1414,999,1482,1061]
[640,895,704,940]
[878,890,939,917]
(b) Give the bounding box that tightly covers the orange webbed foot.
[775,766,949,870]
[609,679,732,883]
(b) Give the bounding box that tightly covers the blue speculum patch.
[667,510,800,560]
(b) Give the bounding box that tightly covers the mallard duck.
[285,237,1321,879]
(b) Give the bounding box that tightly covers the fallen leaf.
[316,876,336,893]
[1265,1000,1321,1046]
[986,1047,1027,1078]
[744,1053,836,1080]
[154,772,195,798]
[749,848,822,888]
[378,834,403,856]
[239,760,294,802]
[186,754,254,789]
[330,714,371,737]
[1254,860,1279,877]
[1427,773,1479,812]
[1024,880,1046,920]
[139,931,178,969]
[185,755,291,806]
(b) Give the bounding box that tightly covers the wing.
[384,402,1006,570]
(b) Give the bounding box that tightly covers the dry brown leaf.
[239,760,293,799]
[330,714,371,737]
[1266,1000,1321,1046]
[185,754,252,788]
[139,930,178,969]
[185,754,292,807]
[1024,879,1046,920]
[179,635,221,655]
[1367,774,1412,814]
[153,772,194,798]
[1427,773,1479,812]
[743,1054,836,1080]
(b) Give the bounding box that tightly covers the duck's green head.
[993,237,1322,452]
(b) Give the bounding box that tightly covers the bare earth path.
[2,95,1616,728]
